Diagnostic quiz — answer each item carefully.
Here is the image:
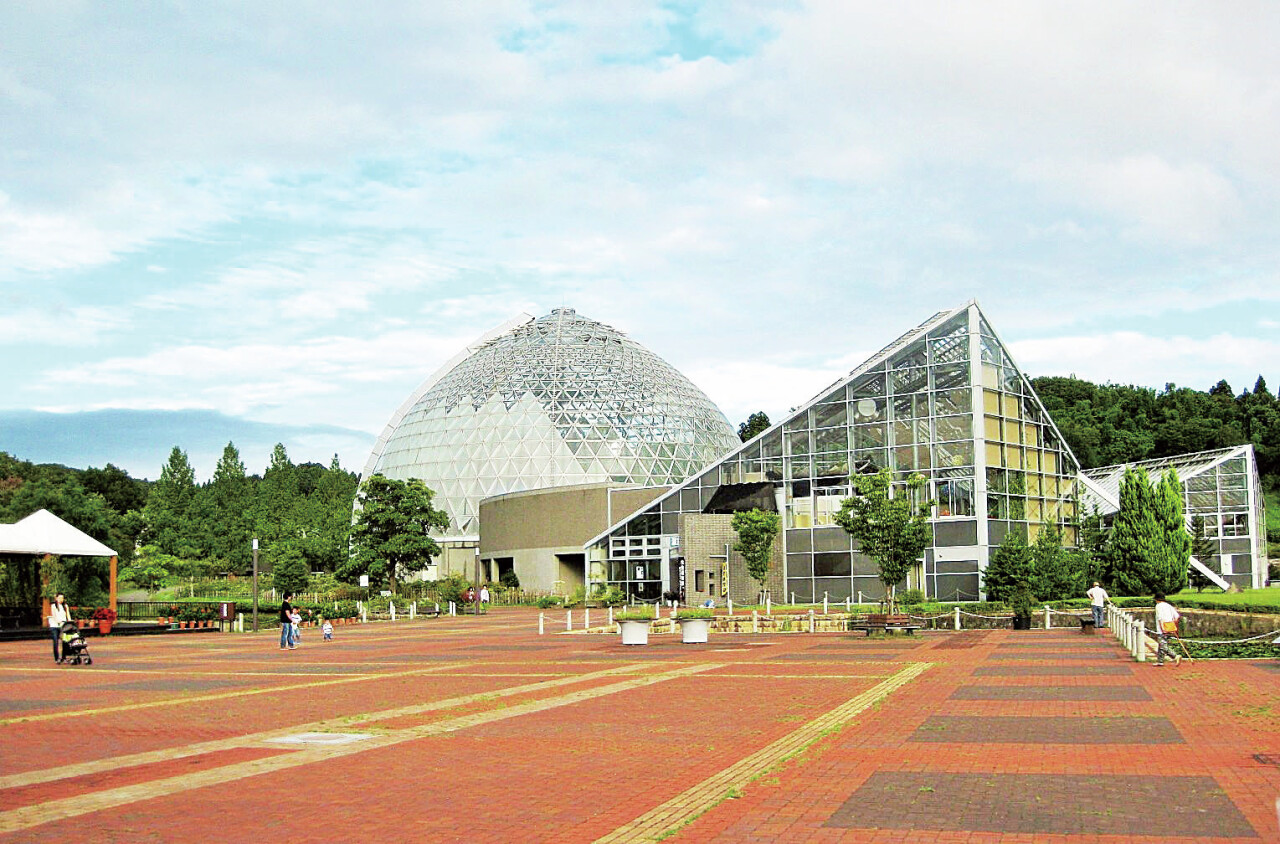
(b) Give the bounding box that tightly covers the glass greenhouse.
[1080,445,1268,589]
[362,308,740,539]
[586,301,1084,602]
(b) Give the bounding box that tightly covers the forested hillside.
[0,444,358,607]
[1031,375,1278,485]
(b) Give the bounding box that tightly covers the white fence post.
[954,606,961,631]
[823,594,828,615]
[809,609,815,633]
[361,607,367,624]
[1044,605,1051,630]
[766,596,772,616]
[390,601,396,622]
[1136,620,1147,661]
[585,608,590,629]
[727,599,733,616]
[608,607,614,626]
[566,609,572,631]
[539,613,544,635]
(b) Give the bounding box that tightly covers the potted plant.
[93,607,117,635]
[614,607,654,646]
[675,607,713,644]
[1009,584,1035,630]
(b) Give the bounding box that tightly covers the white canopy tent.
[0,509,119,613]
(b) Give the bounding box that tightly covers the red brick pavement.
[0,611,1275,843]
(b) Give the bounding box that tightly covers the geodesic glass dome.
[362,308,740,538]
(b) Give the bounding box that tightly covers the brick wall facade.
[680,513,784,606]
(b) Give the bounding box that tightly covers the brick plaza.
[1,610,1277,842]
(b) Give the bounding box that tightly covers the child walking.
[322,618,333,642]
[290,608,302,647]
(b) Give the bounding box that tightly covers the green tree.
[1150,467,1190,595]
[255,443,299,548]
[120,545,173,592]
[737,412,771,442]
[270,541,311,596]
[834,469,933,611]
[141,447,198,557]
[982,529,1035,603]
[204,443,254,567]
[306,454,358,572]
[1109,466,1161,595]
[345,474,449,590]
[1029,522,1082,601]
[1188,514,1216,592]
[730,508,780,597]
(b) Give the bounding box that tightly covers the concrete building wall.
[680,513,783,606]
[479,483,665,595]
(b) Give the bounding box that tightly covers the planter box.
[617,619,650,645]
[677,617,711,644]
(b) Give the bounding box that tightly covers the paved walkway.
[0,610,1276,842]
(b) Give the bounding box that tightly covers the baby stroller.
[59,621,92,665]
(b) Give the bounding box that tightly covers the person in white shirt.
[1086,582,1109,628]
[1152,593,1182,666]
[48,593,71,663]
[479,585,490,613]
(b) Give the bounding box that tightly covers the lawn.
[1174,586,1280,608]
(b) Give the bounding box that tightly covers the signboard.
[219,602,235,620]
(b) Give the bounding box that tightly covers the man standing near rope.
[1086,581,1109,629]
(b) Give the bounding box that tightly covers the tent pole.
[110,555,118,613]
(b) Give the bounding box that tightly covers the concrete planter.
[617,619,650,645]
[677,617,711,644]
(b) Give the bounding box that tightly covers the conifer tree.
[1150,467,1190,595]
[982,529,1035,602]
[1109,466,1160,595]
[205,443,254,567]
[141,447,198,557]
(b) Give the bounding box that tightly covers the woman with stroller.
[48,593,71,663]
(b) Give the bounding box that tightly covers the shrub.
[675,607,713,620]
[499,569,520,589]
[536,596,564,609]
[898,588,925,606]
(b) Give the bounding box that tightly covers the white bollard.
[846,597,851,612]
[954,606,961,631]
[539,613,545,635]
[608,607,614,626]
[361,608,367,624]
[670,603,677,619]
[791,592,795,605]
[1136,620,1147,662]
[566,609,572,631]
[435,602,440,616]
[727,599,733,616]
[823,595,829,615]
[410,601,416,620]
[585,608,590,629]
[767,596,772,616]
[390,602,396,622]
[858,591,863,605]
[809,609,815,633]
[1044,605,1050,630]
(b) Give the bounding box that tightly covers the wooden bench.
[850,613,921,636]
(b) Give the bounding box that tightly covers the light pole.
[252,538,259,633]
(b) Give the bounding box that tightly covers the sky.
[2,1,1278,481]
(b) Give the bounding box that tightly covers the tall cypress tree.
[1150,467,1190,594]
[206,443,254,567]
[142,447,198,557]
[1109,466,1160,595]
